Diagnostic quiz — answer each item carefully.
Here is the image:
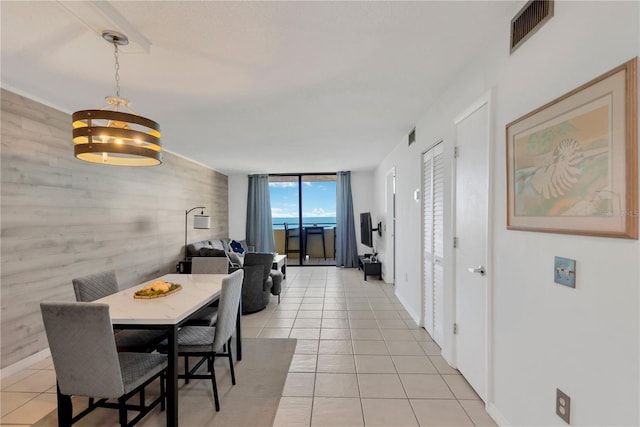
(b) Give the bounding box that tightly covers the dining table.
[92,273,240,427]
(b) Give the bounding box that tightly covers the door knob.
[467,265,486,276]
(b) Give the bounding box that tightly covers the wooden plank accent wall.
[0,89,229,368]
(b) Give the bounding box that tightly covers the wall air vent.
[510,0,554,54]
[408,127,416,146]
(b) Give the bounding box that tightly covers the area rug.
[33,338,296,427]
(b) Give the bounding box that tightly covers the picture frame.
[506,58,638,239]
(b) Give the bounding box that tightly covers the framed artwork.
[506,58,638,239]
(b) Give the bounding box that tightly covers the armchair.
[241,252,275,314]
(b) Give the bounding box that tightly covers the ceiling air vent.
[408,128,416,146]
[510,0,554,54]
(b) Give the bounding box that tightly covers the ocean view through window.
[269,174,337,265]
[269,175,337,229]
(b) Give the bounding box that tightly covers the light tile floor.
[250,267,497,427]
[0,266,497,427]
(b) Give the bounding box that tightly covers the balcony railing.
[273,222,336,262]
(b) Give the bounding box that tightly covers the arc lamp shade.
[193,215,211,229]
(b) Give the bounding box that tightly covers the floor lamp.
[184,206,211,261]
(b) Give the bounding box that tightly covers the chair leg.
[322,232,326,259]
[278,293,281,304]
[118,396,127,427]
[227,338,236,385]
[139,387,145,408]
[184,355,190,384]
[303,231,306,258]
[56,384,73,427]
[160,371,166,411]
[210,355,220,411]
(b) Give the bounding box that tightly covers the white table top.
[95,274,226,326]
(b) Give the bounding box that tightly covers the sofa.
[185,239,282,311]
[186,238,250,267]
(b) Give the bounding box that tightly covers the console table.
[358,256,382,281]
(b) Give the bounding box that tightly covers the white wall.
[375,2,639,425]
[375,141,425,320]
[228,171,376,260]
[228,174,248,240]
[350,171,376,258]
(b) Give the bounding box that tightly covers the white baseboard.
[1,348,51,379]
[487,402,511,427]
[395,291,421,325]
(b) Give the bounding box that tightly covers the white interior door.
[454,98,491,402]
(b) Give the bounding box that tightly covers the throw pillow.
[230,240,245,254]
[199,248,226,257]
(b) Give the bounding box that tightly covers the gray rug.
[34,338,296,427]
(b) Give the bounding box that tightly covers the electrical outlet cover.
[554,257,576,288]
[556,388,571,424]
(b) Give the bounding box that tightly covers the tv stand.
[358,256,382,281]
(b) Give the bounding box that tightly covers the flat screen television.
[360,212,373,247]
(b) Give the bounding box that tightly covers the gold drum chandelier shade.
[72,31,162,166]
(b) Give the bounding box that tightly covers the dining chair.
[183,257,229,327]
[72,270,119,302]
[170,269,243,411]
[40,301,167,427]
[72,270,167,352]
[191,256,230,274]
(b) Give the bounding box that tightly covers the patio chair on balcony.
[304,225,326,260]
[284,222,300,257]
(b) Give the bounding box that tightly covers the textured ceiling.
[1,1,519,174]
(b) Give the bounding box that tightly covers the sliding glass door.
[270,174,336,266]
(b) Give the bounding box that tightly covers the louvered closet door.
[422,143,444,346]
[422,154,434,335]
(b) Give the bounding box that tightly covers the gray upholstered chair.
[72,270,119,302]
[191,256,229,274]
[40,301,167,427]
[169,269,244,411]
[241,252,275,313]
[72,271,166,352]
[183,258,230,327]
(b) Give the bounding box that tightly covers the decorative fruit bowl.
[134,280,182,299]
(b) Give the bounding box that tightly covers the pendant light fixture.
[72,30,162,166]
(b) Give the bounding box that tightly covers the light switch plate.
[554,257,576,288]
